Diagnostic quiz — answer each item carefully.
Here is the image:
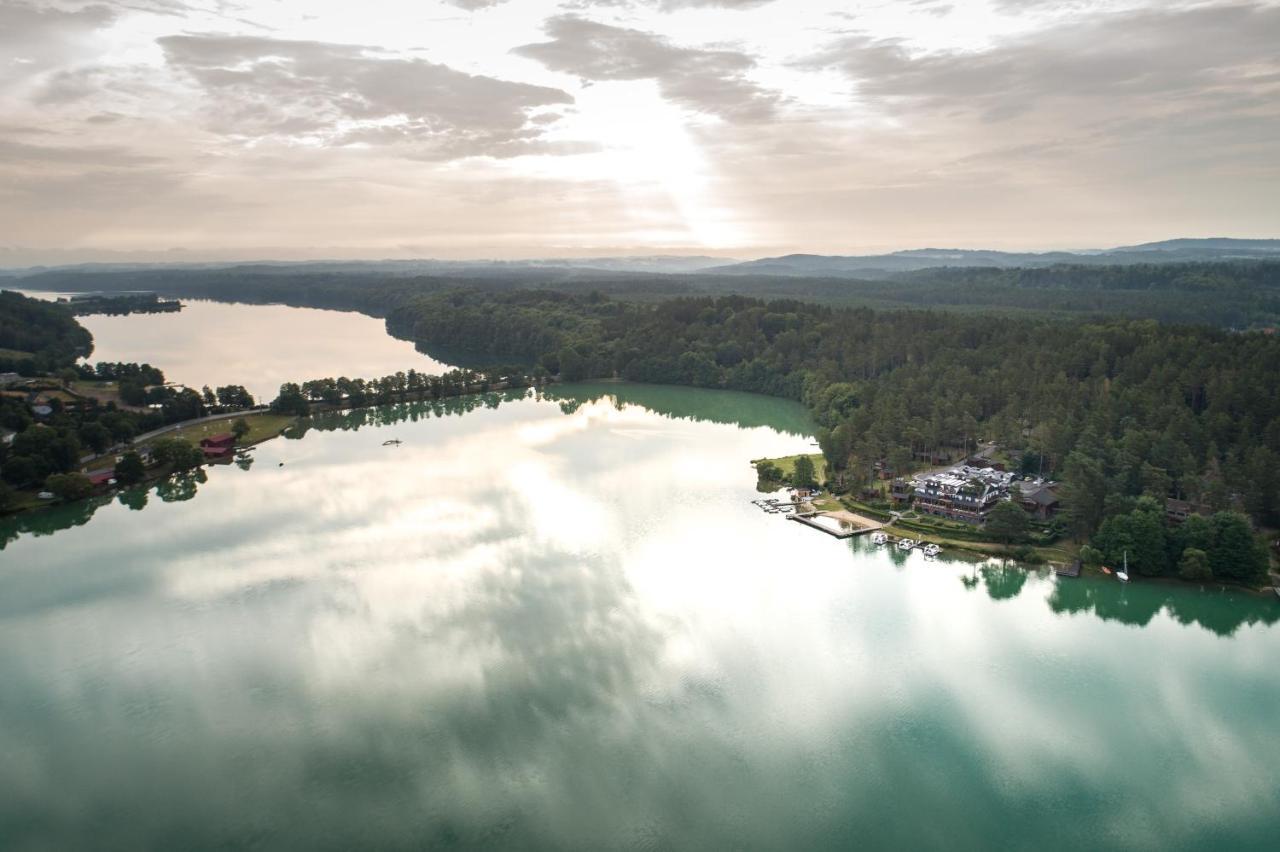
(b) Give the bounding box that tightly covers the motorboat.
[870,532,888,545]
[897,538,916,551]
[922,543,941,557]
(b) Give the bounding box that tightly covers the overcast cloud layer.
[1,0,1277,263]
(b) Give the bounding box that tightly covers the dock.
[787,511,886,540]
[1054,560,1082,578]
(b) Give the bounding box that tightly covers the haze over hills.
[697,238,1280,278]
[4,239,1278,281]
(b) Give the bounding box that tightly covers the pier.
[1054,561,1083,578]
[787,510,886,539]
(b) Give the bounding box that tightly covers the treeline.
[0,290,92,370]
[0,361,257,495]
[13,259,1280,328]
[269,365,544,416]
[383,290,1280,580]
[1084,499,1268,582]
[868,262,1280,327]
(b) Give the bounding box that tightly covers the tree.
[1209,512,1267,582]
[231,418,251,442]
[754,460,782,483]
[1060,452,1107,539]
[1078,544,1103,567]
[559,346,587,382]
[1178,548,1212,582]
[152,438,203,471]
[79,422,113,455]
[1171,514,1214,561]
[1128,500,1169,576]
[271,383,309,416]
[2,456,40,488]
[45,472,93,501]
[115,451,146,486]
[792,455,817,489]
[0,479,14,511]
[985,500,1030,545]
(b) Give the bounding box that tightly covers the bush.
[1178,548,1212,582]
[115,451,147,486]
[1011,544,1045,564]
[152,438,204,471]
[45,472,94,501]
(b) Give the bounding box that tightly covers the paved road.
[79,407,269,468]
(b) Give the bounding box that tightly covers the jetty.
[787,510,886,540]
[1054,560,1083,578]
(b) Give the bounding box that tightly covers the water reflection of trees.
[980,563,1028,600]
[543,382,816,437]
[1048,578,1280,637]
[301,382,816,438]
[0,494,113,550]
[305,389,529,434]
[942,554,1280,637]
[0,470,212,549]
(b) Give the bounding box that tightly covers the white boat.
[870,532,888,545]
[922,543,941,557]
[1117,550,1130,583]
[897,538,916,551]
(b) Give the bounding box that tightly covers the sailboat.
[1116,550,1131,583]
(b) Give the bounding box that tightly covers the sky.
[1,0,1278,265]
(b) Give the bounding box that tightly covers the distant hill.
[5,255,736,278]
[700,239,1280,278]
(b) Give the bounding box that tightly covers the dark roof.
[200,433,235,447]
[201,444,234,457]
[87,470,115,485]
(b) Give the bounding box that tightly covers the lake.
[10,293,453,400]
[2,383,1278,850]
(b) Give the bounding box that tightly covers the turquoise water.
[2,384,1278,850]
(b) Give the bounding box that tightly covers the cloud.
[157,34,575,159]
[455,1,776,9]
[811,2,1280,122]
[0,2,116,85]
[513,15,782,121]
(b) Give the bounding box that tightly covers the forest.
[0,289,93,370]
[382,289,1280,582]
[11,259,1280,328]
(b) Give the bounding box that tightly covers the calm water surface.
[13,293,452,399]
[1,384,1278,850]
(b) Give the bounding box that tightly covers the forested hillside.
[0,290,92,369]
[384,290,1280,578]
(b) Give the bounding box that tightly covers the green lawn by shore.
[143,413,295,449]
[751,453,827,483]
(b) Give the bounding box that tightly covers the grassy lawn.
[146,413,295,448]
[751,452,828,482]
[71,380,126,406]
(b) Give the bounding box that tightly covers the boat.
[870,532,888,545]
[922,543,941,557]
[1116,551,1130,583]
[897,538,916,551]
[382,439,402,446]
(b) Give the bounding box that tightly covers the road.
[79,407,269,469]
